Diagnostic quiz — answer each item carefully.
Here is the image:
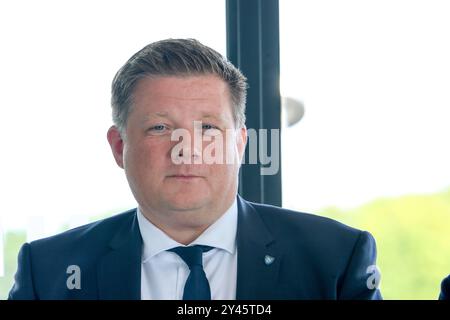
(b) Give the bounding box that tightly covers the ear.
[107,125,125,169]
[237,125,247,164]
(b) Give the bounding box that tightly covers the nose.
[171,125,203,164]
[177,143,201,160]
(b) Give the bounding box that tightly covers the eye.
[147,124,170,135]
[202,124,221,136]
[152,124,166,131]
[202,124,216,130]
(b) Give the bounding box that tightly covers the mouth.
[167,174,203,181]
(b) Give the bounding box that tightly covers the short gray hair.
[111,38,247,133]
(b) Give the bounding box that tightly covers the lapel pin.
[264,255,275,265]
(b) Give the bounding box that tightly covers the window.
[0,0,225,299]
[280,0,450,299]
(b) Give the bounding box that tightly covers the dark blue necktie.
[169,245,213,300]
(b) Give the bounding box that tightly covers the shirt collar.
[137,198,238,263]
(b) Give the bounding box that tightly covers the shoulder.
[243,199,375,254]
[247,200,363,238]
[440,274,450,300]
[10,209,137,299]
[240,198,381,299]
[27,209,137,259]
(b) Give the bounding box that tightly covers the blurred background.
[0,0,449,299]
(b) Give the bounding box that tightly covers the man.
[439,275,450,300]
[9,39,382,300]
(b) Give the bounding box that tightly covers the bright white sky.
[281,0,450,213]
[0,0,226,236]
[0,0,449,239]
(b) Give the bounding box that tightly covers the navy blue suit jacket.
[439,275,450,300]
[9,195,382,300]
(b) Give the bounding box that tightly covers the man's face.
[108,75,247,225]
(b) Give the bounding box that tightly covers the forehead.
[132,75,231,114]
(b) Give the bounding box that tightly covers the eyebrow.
[141,112,169,123]
[142,112,225,122]
[152,112,169,118]
[200,113,225,122]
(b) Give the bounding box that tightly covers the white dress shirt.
[137,199,238,300]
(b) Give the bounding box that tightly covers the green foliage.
[0,231,26,300]
[319,188,450,299]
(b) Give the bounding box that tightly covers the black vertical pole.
[226,0,282,206]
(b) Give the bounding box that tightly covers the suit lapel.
[235,195,282,299]
[97,210,142,300]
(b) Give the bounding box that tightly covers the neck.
[160,224,210,245]
[139,196,236,245]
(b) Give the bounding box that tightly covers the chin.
[164,193,209,211]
